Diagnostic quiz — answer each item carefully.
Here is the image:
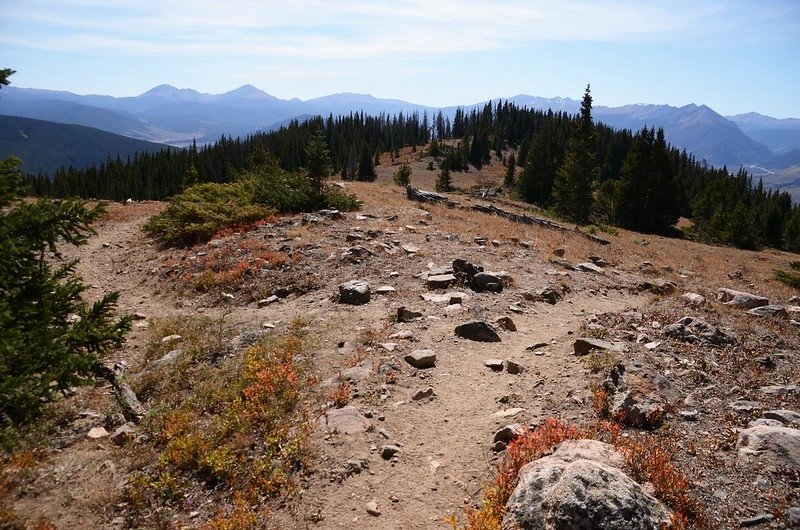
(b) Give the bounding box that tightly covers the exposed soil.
[4,153,800,529]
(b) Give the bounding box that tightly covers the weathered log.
[406,186,453,206]
[471,203,610,245]
[94,361,147,423]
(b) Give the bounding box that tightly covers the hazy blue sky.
[3,1,798,117]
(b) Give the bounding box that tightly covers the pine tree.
[504,153,516,188]
[435,159,452,192]
[305,130,332,207]
[393,162,412,187]
[551,85,598,223]
[0,156,130,436]
[357,143,376,182]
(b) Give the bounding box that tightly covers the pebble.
[365,501,381,517]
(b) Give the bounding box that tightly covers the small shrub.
[775,268,800,289]
[393,162,412,186]
[323,187,361,211]
[144,181,272,247]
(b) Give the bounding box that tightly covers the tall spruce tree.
[357,143,376,181]
[551,85,598,223]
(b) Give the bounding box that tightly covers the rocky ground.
[3,155,800,529]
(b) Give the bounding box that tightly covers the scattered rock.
[470,272,504,293]
[682,292,706,305]
[411,387,435,400]
[389,329,416,340]
[746,305,788,318]
[509,304,524,314]
[739,513,774,527]
[577,262,605,274]
[375,285,396,295]
[503,440,671,530]
[452,258,483,278]
[763,409,800,427]
[380,445,400,459]
[87,427,109,439]
[401,244,419,254]
[455,321,501,342]
[365,500,381,517]
[396,306,423,322]
[493,423,525,447]
[737,424,800,469]
[484,358,504,371]
[338,280,371,305]
[534,287,562,305]
[637,278,676,294]
[160,334,182,344]
[662,316,735,345]
[603,363,676,428]
[324,406,367,435]
[495,316,517,331]
[148,349,182,369]
[505,360,525,375]
[404,350,437,369]
[380,342,399,352]
[552,248,566,257]
[572,337,623,356]
[110,423,136,445]
[427,274,457,289]
[717,288,769,309]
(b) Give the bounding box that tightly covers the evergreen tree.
[551,85,597,223]
[0,156,130,434]
[517,120,560,205]
[504,153,516,188]
[305,130,332,206]
[435,159,452,192]
[357,143,376,181]
[393,162,412,187]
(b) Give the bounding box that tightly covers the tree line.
[23,87,800,252]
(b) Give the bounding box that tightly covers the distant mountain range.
[1,83,799,184]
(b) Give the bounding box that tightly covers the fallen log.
[471,203,610,245]
[406,186,453,206]
[94,361,147,423]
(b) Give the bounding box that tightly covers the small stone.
[455,321,501,342]
[682,292,706,305]
[380,342,399,352]
[577,262,605,274]
[339,280,371,305]
[160,334,182,344]
[484,358,504,371]
[401,244,420,254]
[380,445,400,459]
[526,342,549,351]
[505,360,524,375]
[427,274,457,289]
[87,427,109,439]
[739,513,774,527]
[496,316,517,332]
[365,501,381,517]
[572,337,622,356]
[389,329,416,340]
[110,423,136,445]
[493,423,524,446]
[131,312,147,320]
[404,350,436,369]
[397,306,423,322]
[494,408,524,418]
[509,304,524,314]
[412,387,435,400]
[375,286,396,295]
[678,409,699,421]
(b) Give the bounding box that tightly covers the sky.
[2,0,799,118]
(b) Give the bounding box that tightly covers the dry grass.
[124,322,317,528]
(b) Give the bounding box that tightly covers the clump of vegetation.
[435,159,452,192]
[449,419,706,530]
[145,142,359,247]
[774,261,800,289]
[0,156,130,447]
[126,320,316,528]
[393,162,412,187]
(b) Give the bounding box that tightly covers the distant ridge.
[0,114,171,175]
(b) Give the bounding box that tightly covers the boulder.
[682,292,707,305]
[338,280,371,305]
[455,321,501,342]
[572,337,623,356]
[737,424,800,469]
[746,305,788,318]
[324,405,367,435]
[452,258,483,278]
[534,287,562,305]
[470,272,504,293]
[603,363,677,428]
[638,278,677,294]
[717,288,769,309]
[404,349,437,369]
[503,440,671,530]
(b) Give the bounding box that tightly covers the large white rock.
[503,439,671,530]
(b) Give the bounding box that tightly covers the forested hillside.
[25,88,800,253]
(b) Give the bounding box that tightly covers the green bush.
[144,181,272,247]
[393,162,412,187]
[0,157,130,443]
[146,166,361,247]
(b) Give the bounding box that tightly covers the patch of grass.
[125,324,316,528]
[774,268,800,289]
